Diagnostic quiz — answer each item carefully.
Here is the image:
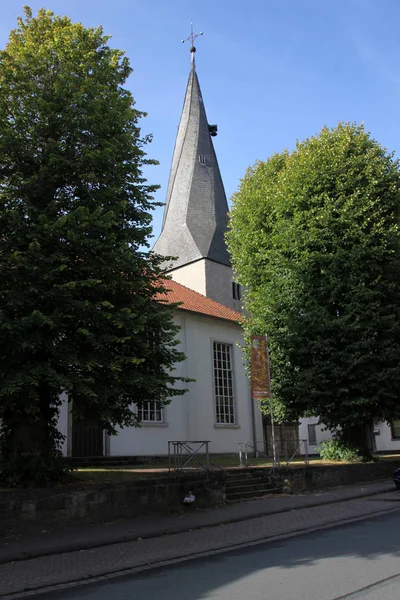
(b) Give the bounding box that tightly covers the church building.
[57,40,264,459]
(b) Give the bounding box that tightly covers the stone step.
[225,476,270,488]
[227,487,281,501]
[226,482,275,493]
[226,474,262,482]
[226,480,266,489]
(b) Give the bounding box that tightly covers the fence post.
[304,439,309,465]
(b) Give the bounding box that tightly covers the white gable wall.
[61,309,262,458]
[169,260,207,296]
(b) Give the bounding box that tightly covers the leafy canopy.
[0,7,186,486]
[227,123,400,432]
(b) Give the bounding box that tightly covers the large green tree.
[227,123,400,454]
[0,8,186,487]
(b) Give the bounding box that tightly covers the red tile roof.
[156,279,242,323]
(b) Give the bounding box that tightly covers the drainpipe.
[249,383,257,458]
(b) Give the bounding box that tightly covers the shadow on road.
[41,510,400,600]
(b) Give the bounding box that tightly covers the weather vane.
[182,22,203,62]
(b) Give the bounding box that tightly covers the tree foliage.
[0,8,186,486]
[227,123,400,450]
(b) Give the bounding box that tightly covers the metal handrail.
[239,439,309,467]
[238,440,278,468]
[168,440,226,473]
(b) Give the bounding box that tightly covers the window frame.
[137,400,166,426]
[212,340,237,426]
[307,423,317,445]
[391,420,400,440]
[232,281,241,301]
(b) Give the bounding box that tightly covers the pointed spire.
[153,49,231,270]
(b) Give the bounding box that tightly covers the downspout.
[249,382,257,458]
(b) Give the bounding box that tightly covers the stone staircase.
[225,470,280,502]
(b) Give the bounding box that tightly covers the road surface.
[36,511,400,600]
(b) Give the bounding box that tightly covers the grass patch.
[71,451,400,485]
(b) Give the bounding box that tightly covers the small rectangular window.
[391,420,400,439]
[199,155,206,164]
[138,401,164,423]
[308,424,317,445]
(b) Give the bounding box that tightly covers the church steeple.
[153,37,231,271]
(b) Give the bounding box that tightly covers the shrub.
[316,439,362,462]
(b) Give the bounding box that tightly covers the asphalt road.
[38,511,400,600]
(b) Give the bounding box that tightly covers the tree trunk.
[342,422,374,459]
[0,386,68,487]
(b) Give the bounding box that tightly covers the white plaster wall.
[109,311,258,456]
[300,417,400,454]
[299,416,334,454]
[181,312,254,454]
[110,313,189,456]
[170,260,206,296]
[373,421,400,452]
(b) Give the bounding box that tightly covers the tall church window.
[213,342,236,424]
[198,154,206,164]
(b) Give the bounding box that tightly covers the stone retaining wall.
[0,472,225,537]
[269,460,398,493]
[0,461,397,537]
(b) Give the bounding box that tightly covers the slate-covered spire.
[153,55,231,270]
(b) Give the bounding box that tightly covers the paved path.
[0,480,393,563]
[1,485,399,598]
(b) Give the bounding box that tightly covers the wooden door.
[72,418,104,457]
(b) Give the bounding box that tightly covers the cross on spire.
[182,22,203,64]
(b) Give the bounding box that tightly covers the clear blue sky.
[2,1,400,242]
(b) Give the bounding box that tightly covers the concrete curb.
[0,481,394,565]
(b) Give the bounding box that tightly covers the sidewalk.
[0,479,394,564]
[0,482,399,598]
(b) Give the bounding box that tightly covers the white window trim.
[307,423,317,445]
[137,401,168,427]
[211,339,238,427]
